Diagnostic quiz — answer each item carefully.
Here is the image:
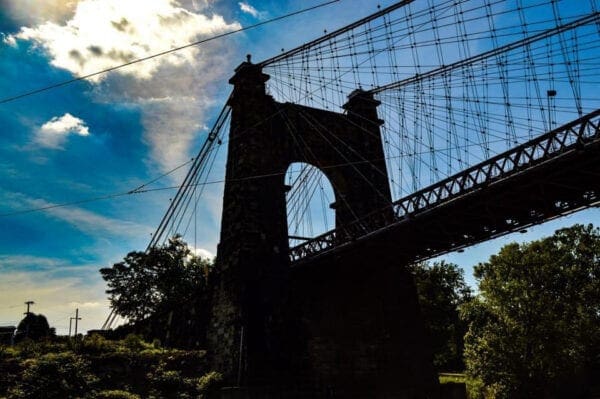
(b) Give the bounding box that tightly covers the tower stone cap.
[343,88,381,109]
[229,56,269,85]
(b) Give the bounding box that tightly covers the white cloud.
[2,0,77,26]
[2,33,17,47]
[238,2,265,19]
[42,203,149,237]
[2,191,151,238]
[36,113,89,149]
[10,0,239,82]
[0,255,61,270]
[186,0,212,11]
[10,0,241,177]
[189,245,214,259]
[68,301,103,308]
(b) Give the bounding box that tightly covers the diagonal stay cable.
[370,11,600,94]
[259,0,415,67]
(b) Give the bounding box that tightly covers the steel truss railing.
[290,109,600,263]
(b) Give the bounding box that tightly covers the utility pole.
[74,308,81,336]
[73,308,81,337]
[69,317,76,337]
[24,301,34,315]
[23,301,35,339]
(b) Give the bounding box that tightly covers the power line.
[127,157,195,194]
[0,140,516,218]
[0,151,209,217]
[0,0,340,105]
[0,191,135,218]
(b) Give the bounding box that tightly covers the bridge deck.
[290,109,600,264]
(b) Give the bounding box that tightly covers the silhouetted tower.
[207,58,412,388]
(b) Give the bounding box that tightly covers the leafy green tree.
[409,261,472,371]
[463,224,600,398]
[100,236,213,347]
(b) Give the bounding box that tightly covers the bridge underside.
[296,133,600,268]
[283,244,438,397]
[269,115,600,397]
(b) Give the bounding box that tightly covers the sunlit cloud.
[2,33,17,47]
[68,301,103,308]
[9,0,239,82]
[2,0,77,26]
[189,245,214,260]
[238,2,266,19]
[36,113,89,149]
[9,0,241,177]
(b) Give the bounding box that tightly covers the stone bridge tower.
[207,59,437,396]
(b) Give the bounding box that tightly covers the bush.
[149,367,187,396]
[0,336,210,398]
[93,390,141,399]
[8,352,97,398]
[122,334,154,352]
[81,334,118,355]
[197,371,223,397]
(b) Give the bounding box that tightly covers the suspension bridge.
[106,0,600,394]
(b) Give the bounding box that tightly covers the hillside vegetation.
[0,334,222,399]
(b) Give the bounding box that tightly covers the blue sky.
[0,0,598,334]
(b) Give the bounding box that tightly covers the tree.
[14,313,55,342]
[409,261,472,371]
[463,224,600,398]
[100,236,214,347]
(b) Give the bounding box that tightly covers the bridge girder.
[291,110,600,264]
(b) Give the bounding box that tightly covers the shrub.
[93,390,141,399]
[122,334,153,352]
[150,368,186,393]
[196,371,223,397]
[81,334,118,355]
[9,352,98,398]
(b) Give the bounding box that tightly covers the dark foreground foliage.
[0,334,222,399]
[100,236,214,349]
[409,261,473,372]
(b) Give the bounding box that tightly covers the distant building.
[0,326,16,345]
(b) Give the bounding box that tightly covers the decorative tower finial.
[246,53,252,63]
